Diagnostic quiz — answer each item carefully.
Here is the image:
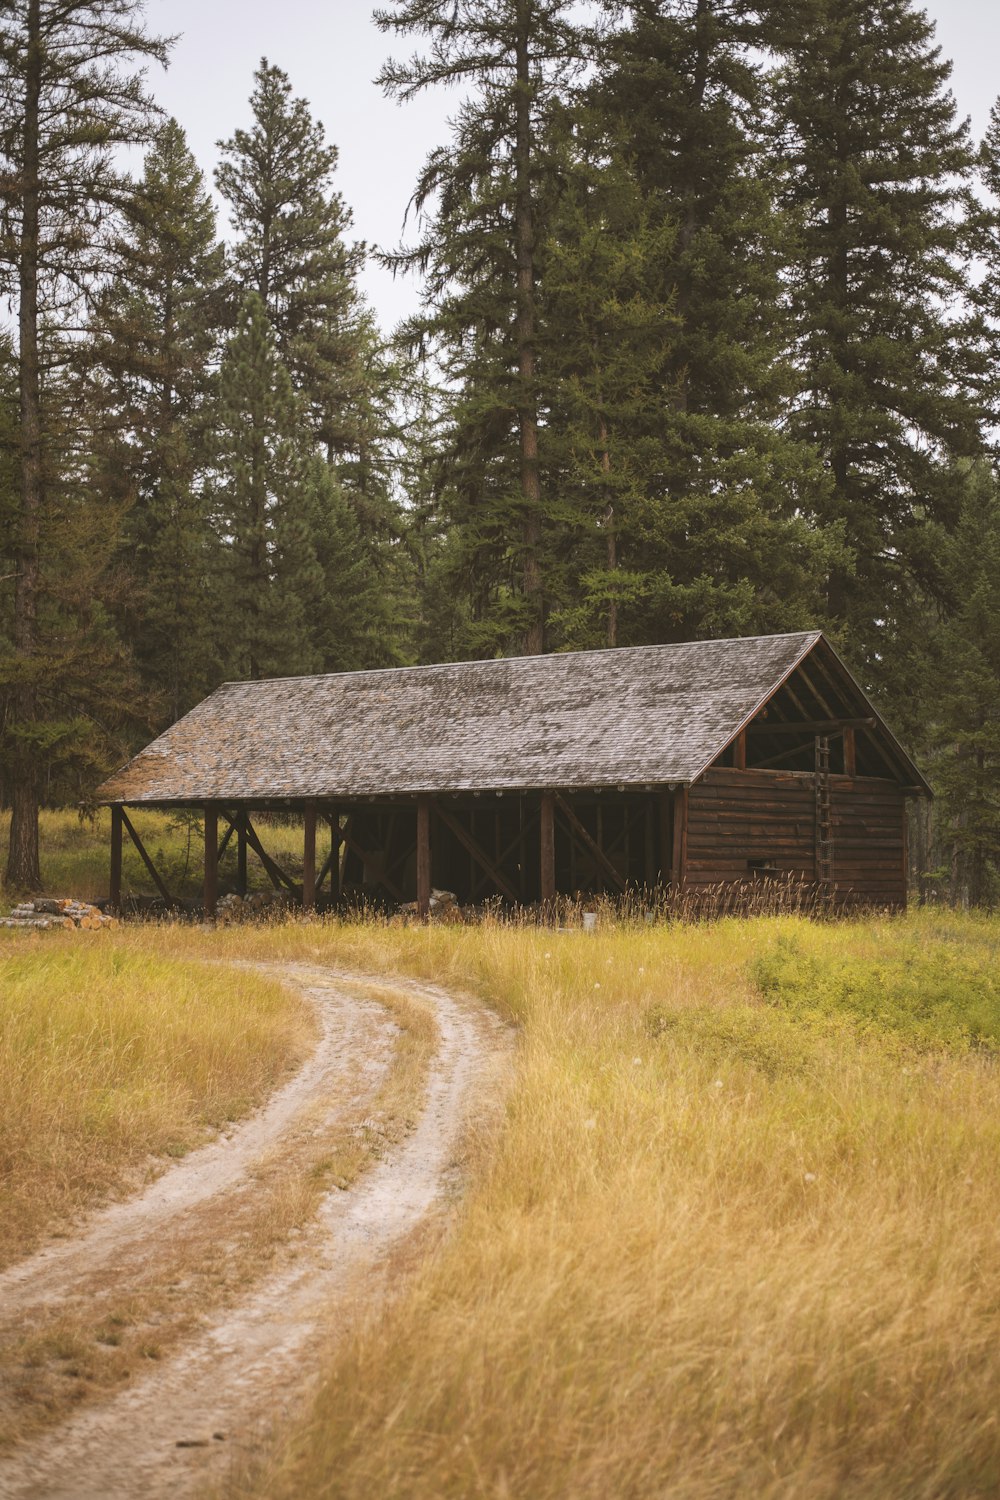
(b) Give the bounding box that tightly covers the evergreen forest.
[2,0,999,902]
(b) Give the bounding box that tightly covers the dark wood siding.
[686,768,907,907]
[829,775,907,908]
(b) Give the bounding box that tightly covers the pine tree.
[0,0,168,888]
[969,99,1000,440]
[216,60,366,449]
[216,60,407,653]
[585,0,838,645]
[212,293,379,680]
[534,126,680,649]
[914,465,1000,906]
[773,0,981,678]
[376,0,592,656]
[87,118,225,725]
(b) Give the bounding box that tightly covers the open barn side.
[96,632,929,916]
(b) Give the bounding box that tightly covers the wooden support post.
[303,804,317,910]
[237,812,248,896]
[644,797,656,889]
[436,804,520,904]
[671,787,688,890]
[540,791,556,912]
[843,725,856,778]
[554,793,625,893]
[658,791,672,887]
[331,809,342,901]
[733,730,746,770]
[416,796,431,918]
[110,805,123,911]
[204,805,218,919]
[747,717,873,736]
[902,799,910,911]
[243,817,300,896]
[120,808,174,906]
[217,818,237,863]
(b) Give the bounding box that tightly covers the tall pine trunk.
[598,415,617,648]
[515,7,544,656]
[6,0,43,892]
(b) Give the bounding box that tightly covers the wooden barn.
[95,630,929,916]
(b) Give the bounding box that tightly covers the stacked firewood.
[0,898,117,931]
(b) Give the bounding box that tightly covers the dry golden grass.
[215,911,1000,1500]
[0,930,316,1268]
[0,947,437,1447]
[6,801,1000,1495]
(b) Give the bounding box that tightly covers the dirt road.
[0,964,509,1499]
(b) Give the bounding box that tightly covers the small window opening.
[747,858,779,878]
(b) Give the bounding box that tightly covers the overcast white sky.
[147,0,998,334]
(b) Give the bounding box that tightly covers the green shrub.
[749,930,1000,1052]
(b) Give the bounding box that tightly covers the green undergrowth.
[748,913,1000,1052]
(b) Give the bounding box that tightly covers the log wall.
[686,767,907,908]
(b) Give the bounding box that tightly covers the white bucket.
[582,911,597,933]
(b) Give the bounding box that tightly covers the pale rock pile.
[1,897,117,931]
[398,888,462,922]
[215,890,295,923]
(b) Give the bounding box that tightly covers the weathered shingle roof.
[98,631,845,804]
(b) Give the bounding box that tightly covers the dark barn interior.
[96,632,929,916]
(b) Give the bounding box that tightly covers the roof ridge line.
[213,631,825,692]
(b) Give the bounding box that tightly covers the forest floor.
[0,959,511,1498]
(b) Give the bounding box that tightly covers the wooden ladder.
[814,734,833,890]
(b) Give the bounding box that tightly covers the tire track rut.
[0,964,508,1500]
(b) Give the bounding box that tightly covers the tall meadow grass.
[239,911,1000,1499]
[0,932,315,1265]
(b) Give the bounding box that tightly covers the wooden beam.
[339,825,406,904]
[775,676,813,723]
[843,725,857,778]
[302,804,317,909]
[416,796,432,917]
[540,791,556,909]
[658,791,673,886]
[243,817,300,896]
[747,717,874,735]
[331,810,342,899]
[794,661,839,721]
[807,646,865,721]
[471,810,537,903]
[204,805,218,919]
[553,793,626,892]
[120,808,174,906]
[733,730,747,769]
[671,787,688,889]
[217,817,237,863]
[644,797,656,889]
[237,812,248,896]
[436,803,519,904]
[752,742,818,771]
[315,810,342,897]
[110,805,122,911]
